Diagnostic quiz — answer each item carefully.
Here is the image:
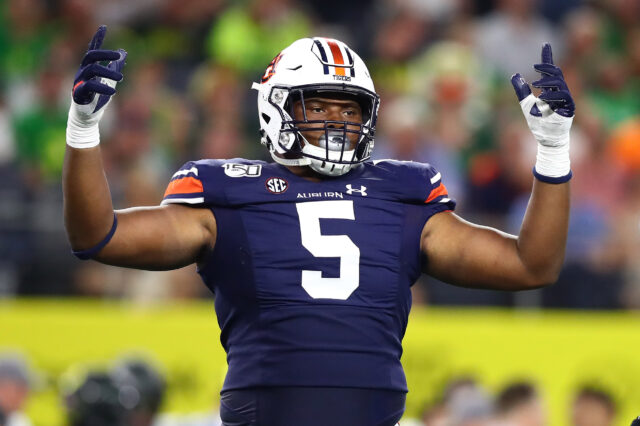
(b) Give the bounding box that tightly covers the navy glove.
[72,25,126,110]
[511,43,575,118]
[67,26,127,149]
[511,43,574,182]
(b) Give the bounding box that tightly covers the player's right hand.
[70,25,127,126]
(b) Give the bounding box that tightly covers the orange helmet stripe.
[326,40,346,76]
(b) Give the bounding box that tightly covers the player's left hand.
[511,43,574,148]
[511,43,573,182]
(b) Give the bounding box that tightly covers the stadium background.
[0,0,639,424]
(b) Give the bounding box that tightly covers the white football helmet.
[252,37,380,177]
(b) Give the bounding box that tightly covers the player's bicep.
[95,204,216,270]
[421,211,538,290]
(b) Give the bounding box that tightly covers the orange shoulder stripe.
[425,182,448,203]
[163,177,204,197]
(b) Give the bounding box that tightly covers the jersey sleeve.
[373,159,457,212]
[161,161,207,206]
[161,158,267,207]
[380,159,456,213]
[421,164,456,213]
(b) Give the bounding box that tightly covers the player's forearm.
[63,145,115,250]
[62,26,126,254]
[516,179,570,285]
[509,44,573,287]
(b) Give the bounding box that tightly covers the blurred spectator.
[561,6,603,97]
[0,94,15,165]
[571,386,617,426]
[495,381,546,426]
[62,358,171,426]
[206,0,311,76]
[12,64,68,184]
[64,371,129,426]
[0,355,32,426]
[367,3,431,94]
[111,357,166,426]
[474,0,560,81]
[0,0,58,114]
[408,40,490,138]
[437,377,494,426]
[422,401,448,426]
[374,8,430,65]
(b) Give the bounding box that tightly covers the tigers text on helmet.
[252,37,380,177]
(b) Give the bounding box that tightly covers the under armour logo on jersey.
[345,184,367,196]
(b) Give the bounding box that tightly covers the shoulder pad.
[371,159,456,208]
[161,158,266,207]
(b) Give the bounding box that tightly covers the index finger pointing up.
[541,43,553,65]
[89,25,107,51]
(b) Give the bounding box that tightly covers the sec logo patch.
[266,177,288,194]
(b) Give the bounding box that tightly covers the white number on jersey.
[296,201,360,300]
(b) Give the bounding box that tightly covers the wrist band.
[532,167,572,184]
[72,213,118,260]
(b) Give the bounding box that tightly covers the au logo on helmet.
[261,53,283,83]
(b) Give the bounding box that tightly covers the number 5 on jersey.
[296,201,360,300]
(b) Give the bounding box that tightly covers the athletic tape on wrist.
[72,213,118,260]
[533,139,571,183]
[66,103,101,149]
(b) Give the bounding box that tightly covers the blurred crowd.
[0,352,221,426]
[0,0,639,308]
[418,377,618,426]
[0,353,622,426]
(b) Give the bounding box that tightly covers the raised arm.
[421,43,573,290]
[63,26,215,270]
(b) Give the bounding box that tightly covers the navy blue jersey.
[162,159,455,393]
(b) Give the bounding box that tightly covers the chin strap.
[270,151,312,166]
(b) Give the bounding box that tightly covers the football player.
[63,26,574,426]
